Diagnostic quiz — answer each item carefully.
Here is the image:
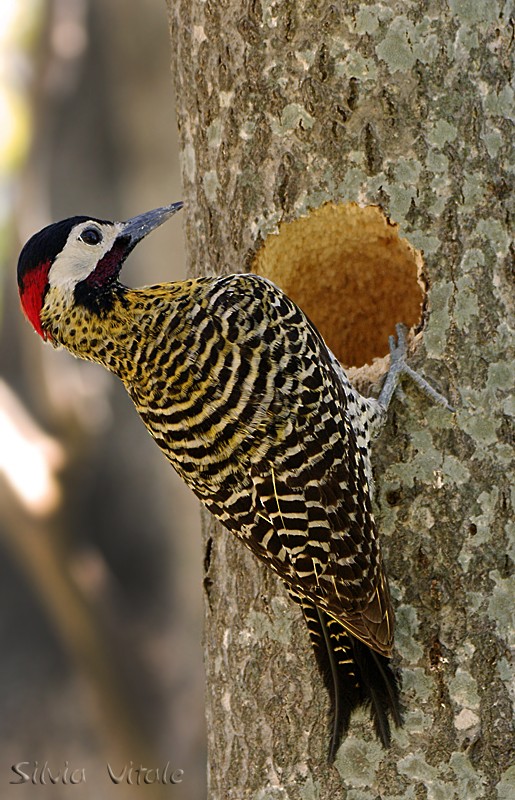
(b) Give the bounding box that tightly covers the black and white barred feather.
[20,214,403,759]
[73,272,403,757]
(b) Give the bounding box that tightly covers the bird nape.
[17,202,451,760]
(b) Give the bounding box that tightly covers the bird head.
[17,202,183,340]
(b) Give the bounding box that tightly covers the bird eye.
[79,227,102,246]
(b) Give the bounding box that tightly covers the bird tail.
[298,599,403,761]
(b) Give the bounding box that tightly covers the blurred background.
[0,1,206,797]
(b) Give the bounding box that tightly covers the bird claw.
[388,323,408,366]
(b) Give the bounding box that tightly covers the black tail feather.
[350,635,403,747]
[298,598,403,761]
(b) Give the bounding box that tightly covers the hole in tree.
[252,202,425,369]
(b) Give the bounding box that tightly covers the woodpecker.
[17,203,452,760]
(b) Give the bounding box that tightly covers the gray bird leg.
[378,324,455,413]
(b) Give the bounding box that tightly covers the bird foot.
[378,324,454,413]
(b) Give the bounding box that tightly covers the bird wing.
[191,273,394,655]
[248,402,394,657]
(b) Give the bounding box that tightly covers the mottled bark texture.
[168,2,513,798]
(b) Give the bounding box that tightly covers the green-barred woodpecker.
[17,202,452,760]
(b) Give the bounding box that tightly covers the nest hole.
[252,202,425,369]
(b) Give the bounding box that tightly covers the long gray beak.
[121,201,183,244]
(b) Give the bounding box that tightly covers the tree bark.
[168,1,514,797]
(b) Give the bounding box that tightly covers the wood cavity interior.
[253,202,425,369]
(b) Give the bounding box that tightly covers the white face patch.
[48,220,125,302]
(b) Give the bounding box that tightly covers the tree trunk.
[168,1,514,797]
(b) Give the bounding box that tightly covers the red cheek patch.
[20,259,51,340]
